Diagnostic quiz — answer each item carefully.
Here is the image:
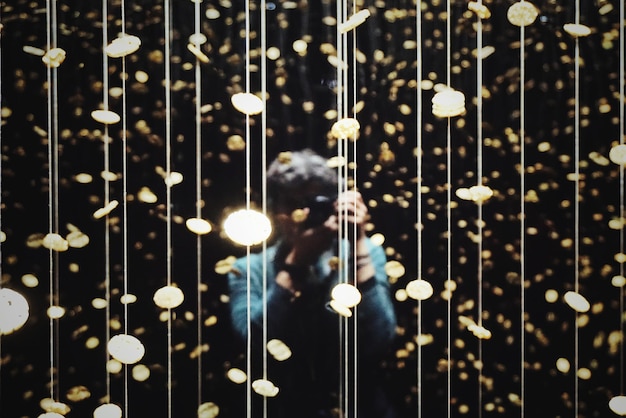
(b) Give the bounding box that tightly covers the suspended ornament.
[338,9,371,33]
[563,23,592,38]
[556,357,571,373]
[93,200,119,219]
[40,399,71,415]
[267,338,292,361]
[456,185,494,203]
[153,285,185,309]
[231,92,264,115]
[93,403,123,418]
[384,260,406,280]
[198,402,220,418]
[468,323,492,339]
[47,305,66,319]
[611,275,626,287]
[467,1,491,19]
[186,218,212,235]
[563,290,590,313]
[38,413,65,418]
[0,288,29,335]
[42,233,69,252]
[65,385,91,402]
[137,187,158,203]
[187,43,210,63]
[223,209,272,246]
[163,171,184,187]
[42,48,66,68]
[66,230,90,249]
[331,118,360,140]
[91,110,121,125]
[405,279,434,300]
[105,34,141,58]
[507,1,539,27]
[331,283,362,308]
[131,364,150,382]
[226,367,248,384]
[252,378,280,397]
[609,144,626,165]
[107,334,146,364]
[328,299,353,317]
[609,395,626,416]
[431,88,466,117]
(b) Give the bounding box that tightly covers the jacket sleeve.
[227,252,302,343]
[355,240,397,358]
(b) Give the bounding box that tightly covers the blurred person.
[227,149,397,418]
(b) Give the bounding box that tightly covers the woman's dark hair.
[266,149,338,209]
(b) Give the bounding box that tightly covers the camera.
[302,195,336,228]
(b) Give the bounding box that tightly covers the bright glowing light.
[0,288,29,335]
[223,209,272,246]
[331,283,362,308]
[107,334,145,364]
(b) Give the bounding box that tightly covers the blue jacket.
[227,238,397,418]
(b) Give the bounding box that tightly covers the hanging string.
[259,0,270,416]
[415,0,424,414]
[117,0,131,414]
[518,5,527,418]
[162,0,175,416]
[334,0,347,416]
[444,0,453,414]
[619,0,625,400]
[45,0,61,403]
[100,0,112,400]
[193,0,203,410]
[572,0,581,415]
[475,3,485,418]
[242,0,253,415]
[351,1,359,414]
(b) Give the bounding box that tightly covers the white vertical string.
[334,0,346,416]
[260,0,269,416]
[45,0,61,403]
[445,0,453,415]
[100,0,112,399]
[349,3,360,416]
[243,0,253,416]
[193,0,203,409]
[163,0,174,416]
[518,7,527,418]
[619,0,625,399]
[475,4,485,418]
[415,0,424,414]
[118,0,131,414]
[572,1,581,416]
